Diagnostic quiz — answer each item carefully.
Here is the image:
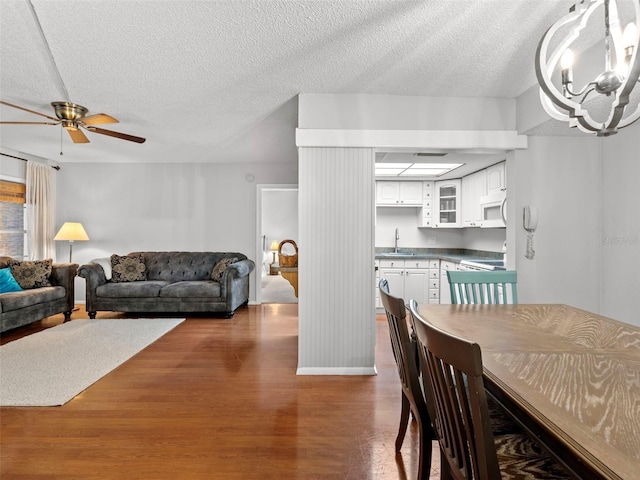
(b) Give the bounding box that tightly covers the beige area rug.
[0,318,184,407]
[261,273,298,303]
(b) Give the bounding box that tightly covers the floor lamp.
[54,222,89,262]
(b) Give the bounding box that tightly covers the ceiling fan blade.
[0,100,59,122]
[82,113,119,125]
[86,126,146,144]
[66,128,90,144]
[0,121,59,125]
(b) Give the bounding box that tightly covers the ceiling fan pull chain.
[60,125,64,156]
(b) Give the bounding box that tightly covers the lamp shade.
[270,240,279,251]
[54,222,89,241]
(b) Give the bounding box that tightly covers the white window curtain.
[26,161,56,260]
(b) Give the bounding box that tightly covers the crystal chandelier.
[535,0,640,136]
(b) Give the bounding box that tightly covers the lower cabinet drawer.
[428,289,439,300]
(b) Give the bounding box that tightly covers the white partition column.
[297,147,376,375]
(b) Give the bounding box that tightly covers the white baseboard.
[296,366,377,376]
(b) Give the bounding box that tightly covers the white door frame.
[255,183,298,304]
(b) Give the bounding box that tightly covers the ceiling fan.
[0,100,146,144]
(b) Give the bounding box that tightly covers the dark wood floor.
[1,305,440,479]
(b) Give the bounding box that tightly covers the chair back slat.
[447,270,518,305]
[380,279,434,479]
[409,300,502,480]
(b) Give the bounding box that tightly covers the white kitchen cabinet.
[417,181,434,227]
[376,181,423,206]
[434,179,462,228]
[462,169,487,227]
[404,268,430,305]
[486,162,506,196]
[439,260,458,304]
[378,258,439,304]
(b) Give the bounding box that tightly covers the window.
[0,180,27,259]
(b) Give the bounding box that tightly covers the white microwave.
[480,194,507,228]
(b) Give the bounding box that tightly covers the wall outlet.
[427,237,436,245]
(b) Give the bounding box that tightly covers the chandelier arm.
[578,87,598,104]
[565,82,598,98]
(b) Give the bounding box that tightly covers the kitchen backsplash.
[375,207,506,252]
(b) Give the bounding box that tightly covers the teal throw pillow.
[0,267,23,293]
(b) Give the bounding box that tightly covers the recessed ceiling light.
[375,162,463,177]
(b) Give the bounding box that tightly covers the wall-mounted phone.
[523,206,538,232]
[523,206,537,259]
[522,206,538,260]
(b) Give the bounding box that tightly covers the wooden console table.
[270,266,298,297]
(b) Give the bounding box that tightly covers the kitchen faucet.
[394,228,399,253]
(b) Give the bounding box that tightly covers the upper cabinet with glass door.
[434,179,462,228]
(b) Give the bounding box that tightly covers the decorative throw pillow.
[90,257,112,280]
[211,257,238,282]
[7,259,52,289]
[0,267,23,293]
[110,254,147,283]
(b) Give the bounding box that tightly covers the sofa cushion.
[96,281,168,298]
[211,257,238,282]
[7,259,52,289]
[140,252,244,283]
[111,254,147,283]
[0,286,66,313]
[0,268,23,293]
[159,281,221,298]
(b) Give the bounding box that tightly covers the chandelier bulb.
[561,49,574,70]
[623,22,637,48]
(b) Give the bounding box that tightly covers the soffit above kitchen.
[0,0,580,165]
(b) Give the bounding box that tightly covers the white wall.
[513,136,602,312]
[600,123,640,325]
[0,156,26,180]
[375,207,506,252]
[299,94,516,130]
[56,161,298,303]
[375,207,464,249]
[462,228,506,252]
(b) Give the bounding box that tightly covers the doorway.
[256,184,298,304]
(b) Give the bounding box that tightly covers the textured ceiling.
[0,0,572,165]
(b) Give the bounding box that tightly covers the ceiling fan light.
[61,119,78,131]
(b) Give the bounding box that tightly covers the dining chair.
[447,270,518,304]
[408,300,571,480]
[379,279,434,480]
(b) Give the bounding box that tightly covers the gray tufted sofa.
[78,252,255,319]
[0,256,78,333]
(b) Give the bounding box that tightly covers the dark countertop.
[375,248,504,265]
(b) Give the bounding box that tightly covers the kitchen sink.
[379,252,415,256]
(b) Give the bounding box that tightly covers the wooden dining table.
[415,303,640,480]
